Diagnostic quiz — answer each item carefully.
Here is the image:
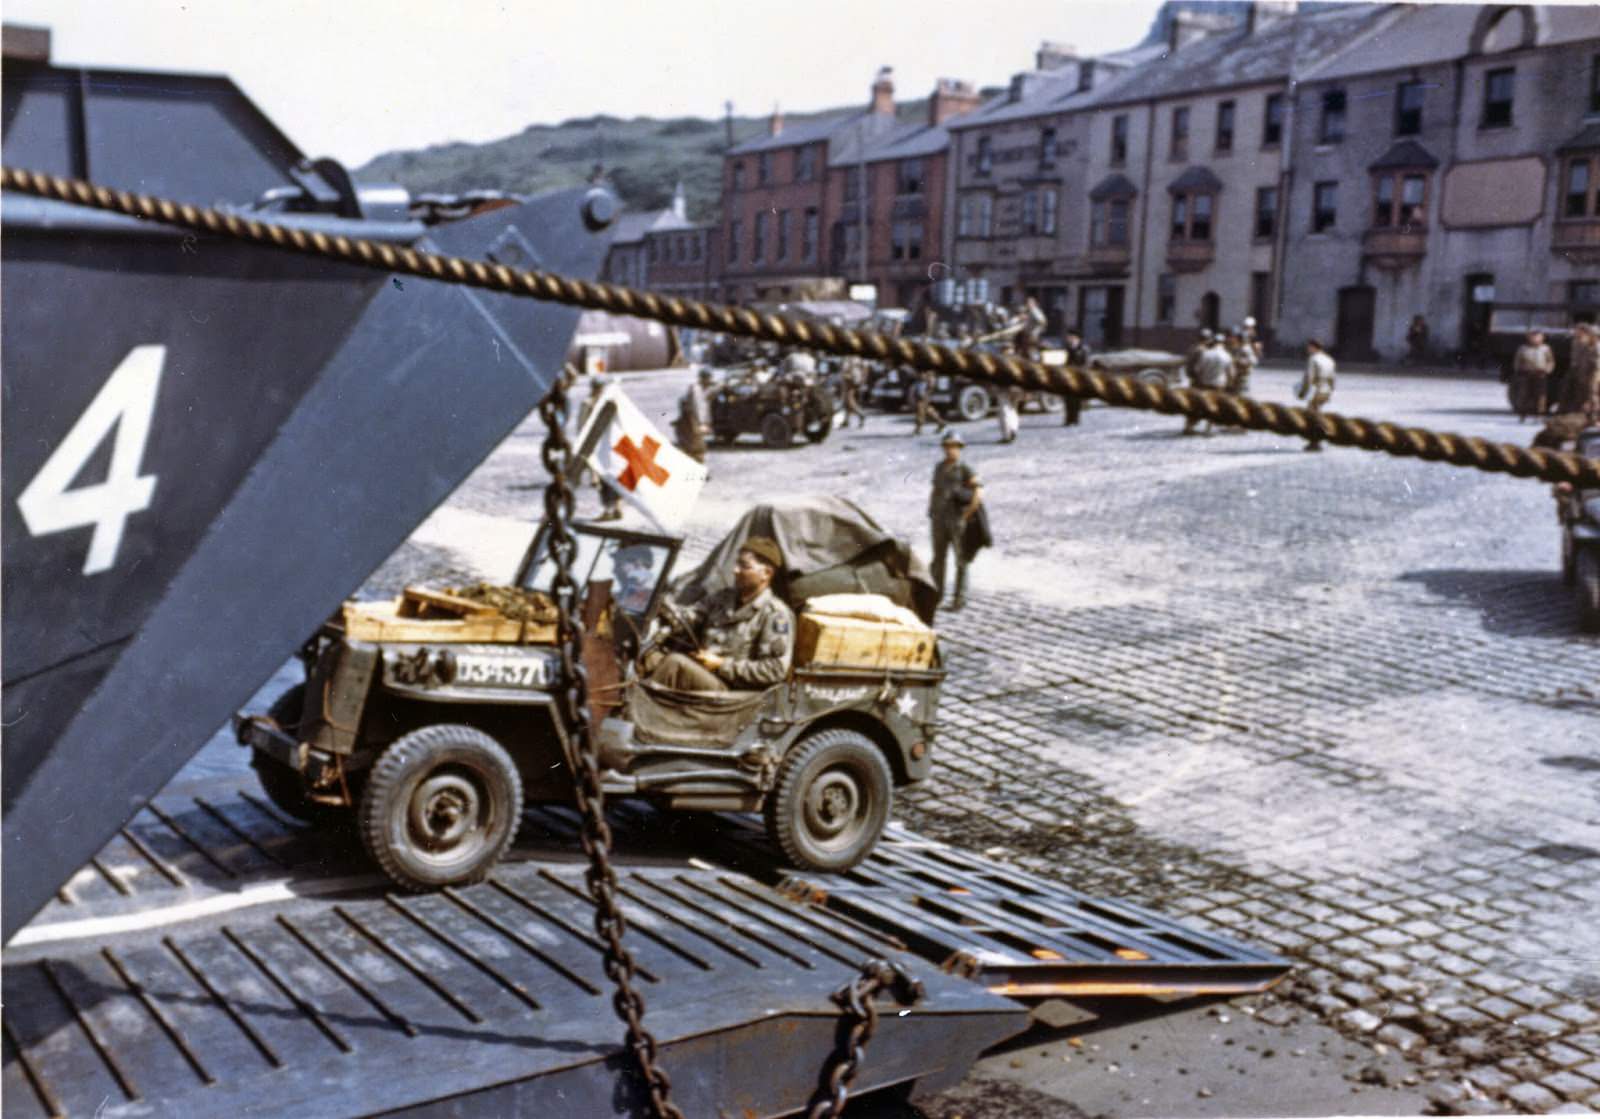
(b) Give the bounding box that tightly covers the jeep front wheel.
[761,412,794,448]
[360,725,523,890]
[955,384,991,423]
[765,729,892,872]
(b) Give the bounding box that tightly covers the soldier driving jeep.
[645,536,793,691]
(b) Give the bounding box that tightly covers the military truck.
[236,499,944,889]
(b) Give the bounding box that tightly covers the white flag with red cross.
[571,382,707,531]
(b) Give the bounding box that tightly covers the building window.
[844,165,864,203]
[891,219,923,261]
[1395,80,1425,136]
[753,211,767,262]
[898,158,925,196]
[1215,100,1235,154]
[1255,185,1278,239]
[1111,114,1128,165]
[1573,279,1600,305]
[776,210,790,260]
[1040,126,1058,168]
[1372,172,1428,229]
[958,194,993,238]
[647,238,659,264]
[796,146,816,182]
[1482,67,1514,128]
[1090,199,1130,247]
[1041,189,1058,235]
[758,152,774,184]
[1022,191,1037,234]
[1591,55,1600,114]
[731,162,745,191]
[1320,89,1347,144]
[692,233,702,262]
[728,220,741,263]
[1312,181,1338,233]
[1565,156,1597,219]
[976,136,993,176]
[1263,93,1284,147]
[1171,106,1190,160]
[1157,273,1177,323]
[1170,191,1214,240]
[802,207,819,261]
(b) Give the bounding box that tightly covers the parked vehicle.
[1091,348,1190,388]
[709,362,836,447]
[236,500,945,888]
[1555,426,1600,631]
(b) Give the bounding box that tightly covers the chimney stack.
[768,102,784,137]
[928,78,980,126]
[1247,0,1298,34]
[2,23,51,62]
[870,66,896,116]
[1166,8,1233,51]
[1035,42,1078,72]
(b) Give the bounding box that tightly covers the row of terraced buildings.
[620,3,1599,363]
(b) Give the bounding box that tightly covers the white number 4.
[18,344,165,575]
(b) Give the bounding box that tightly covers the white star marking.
[895,693,917,719]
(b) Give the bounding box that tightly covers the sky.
[5,0,1166,165]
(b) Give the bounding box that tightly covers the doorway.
[1199,291,1221,333]
[1461,272,1495,360]
[1335,285,1376,361]
[1078,285,1125,348]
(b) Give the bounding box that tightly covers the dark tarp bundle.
[669,497,940,623]
[628,679,770,747]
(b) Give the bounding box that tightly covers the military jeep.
[235,499,944,890]
[709,362,836,447]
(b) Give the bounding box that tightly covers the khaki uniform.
[1299,350,1337,450]
[651,586,793,691]
[911,372,944,434]
[930,459,980,602]
[1229,341,1258,396]
[1184,344,1232,434]
[675,381,711,462]
[841,359,867,426]
[1513,343,1555,421]
[1561,334,1598,416]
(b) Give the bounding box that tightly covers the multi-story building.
[718,68,977,306]
[642,222,719,300]
[1277,4,1600,361]
[601,184,693,289]
[943,5,1395,350]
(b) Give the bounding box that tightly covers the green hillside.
[357,99,934,224]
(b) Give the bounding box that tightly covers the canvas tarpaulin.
[669,497,939,623]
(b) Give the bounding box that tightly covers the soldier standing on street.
[1406,314,1430,366]
[911,370,946,436]
[1227,328,1258,397]
[649,537,793,692]
[675,367,714,462]
[1062,327,1092,427]
[1512,330,1556,422]
[578,369,623,521]
[1298,339,1337,452]
[1561,322,1598,417]
[1183,334,1232,436]
[929,432,982,611]
[840,357,868,427]
[996,385,1021,444]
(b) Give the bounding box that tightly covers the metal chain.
[538,384,683,1119]
[807,959,926,1119]
[4,165,1596,489]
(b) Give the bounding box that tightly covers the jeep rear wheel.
[360,725,523,890]
[761,412,794,448]
[765,729,892,872]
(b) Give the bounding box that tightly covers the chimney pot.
[871,65,896,115]
[928,78,980,126]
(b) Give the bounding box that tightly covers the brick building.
[1275,4,1600,362]
[601,184,693,289]
[717,68,977,306]
[643,221,719,299]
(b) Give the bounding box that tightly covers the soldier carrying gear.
[649,537,793,691]
[675,368,714,463]
[929,432,982,611]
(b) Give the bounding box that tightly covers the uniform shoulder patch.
[772,617,789,634]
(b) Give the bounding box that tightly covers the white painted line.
[10,873,384,947]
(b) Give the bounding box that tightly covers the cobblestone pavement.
[372,364,1600,1115]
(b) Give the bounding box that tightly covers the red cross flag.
[571,381,707,530]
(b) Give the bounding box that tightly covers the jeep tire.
[955,384,991,423]
[360,725,523,891]
[761,412,794,448]
[765,729,892,872]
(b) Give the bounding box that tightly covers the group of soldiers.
[1180,320,1265,437]
[1512,322,1600,424]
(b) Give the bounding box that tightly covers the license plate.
[454,655,547,688]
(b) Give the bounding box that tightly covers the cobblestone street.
[374,363,1599,1115]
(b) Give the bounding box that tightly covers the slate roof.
[1369,139,1440,171]
[1167,165,1225,194]
[608,207,692,245]
[727,108,866,156]
[1090,172,1140,201]
[945,44,1164,132]
[1301,4,1600,84]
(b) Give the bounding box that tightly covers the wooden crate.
[342,598,557,644]
[794,612,935,671]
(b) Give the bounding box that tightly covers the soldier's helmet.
[782,352,818,376]
[1199,328,1214,341]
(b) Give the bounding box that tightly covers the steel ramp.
[2,780,1026,1119]
[691,815,1291,1001]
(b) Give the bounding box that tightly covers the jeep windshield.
[516,521,681,621]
